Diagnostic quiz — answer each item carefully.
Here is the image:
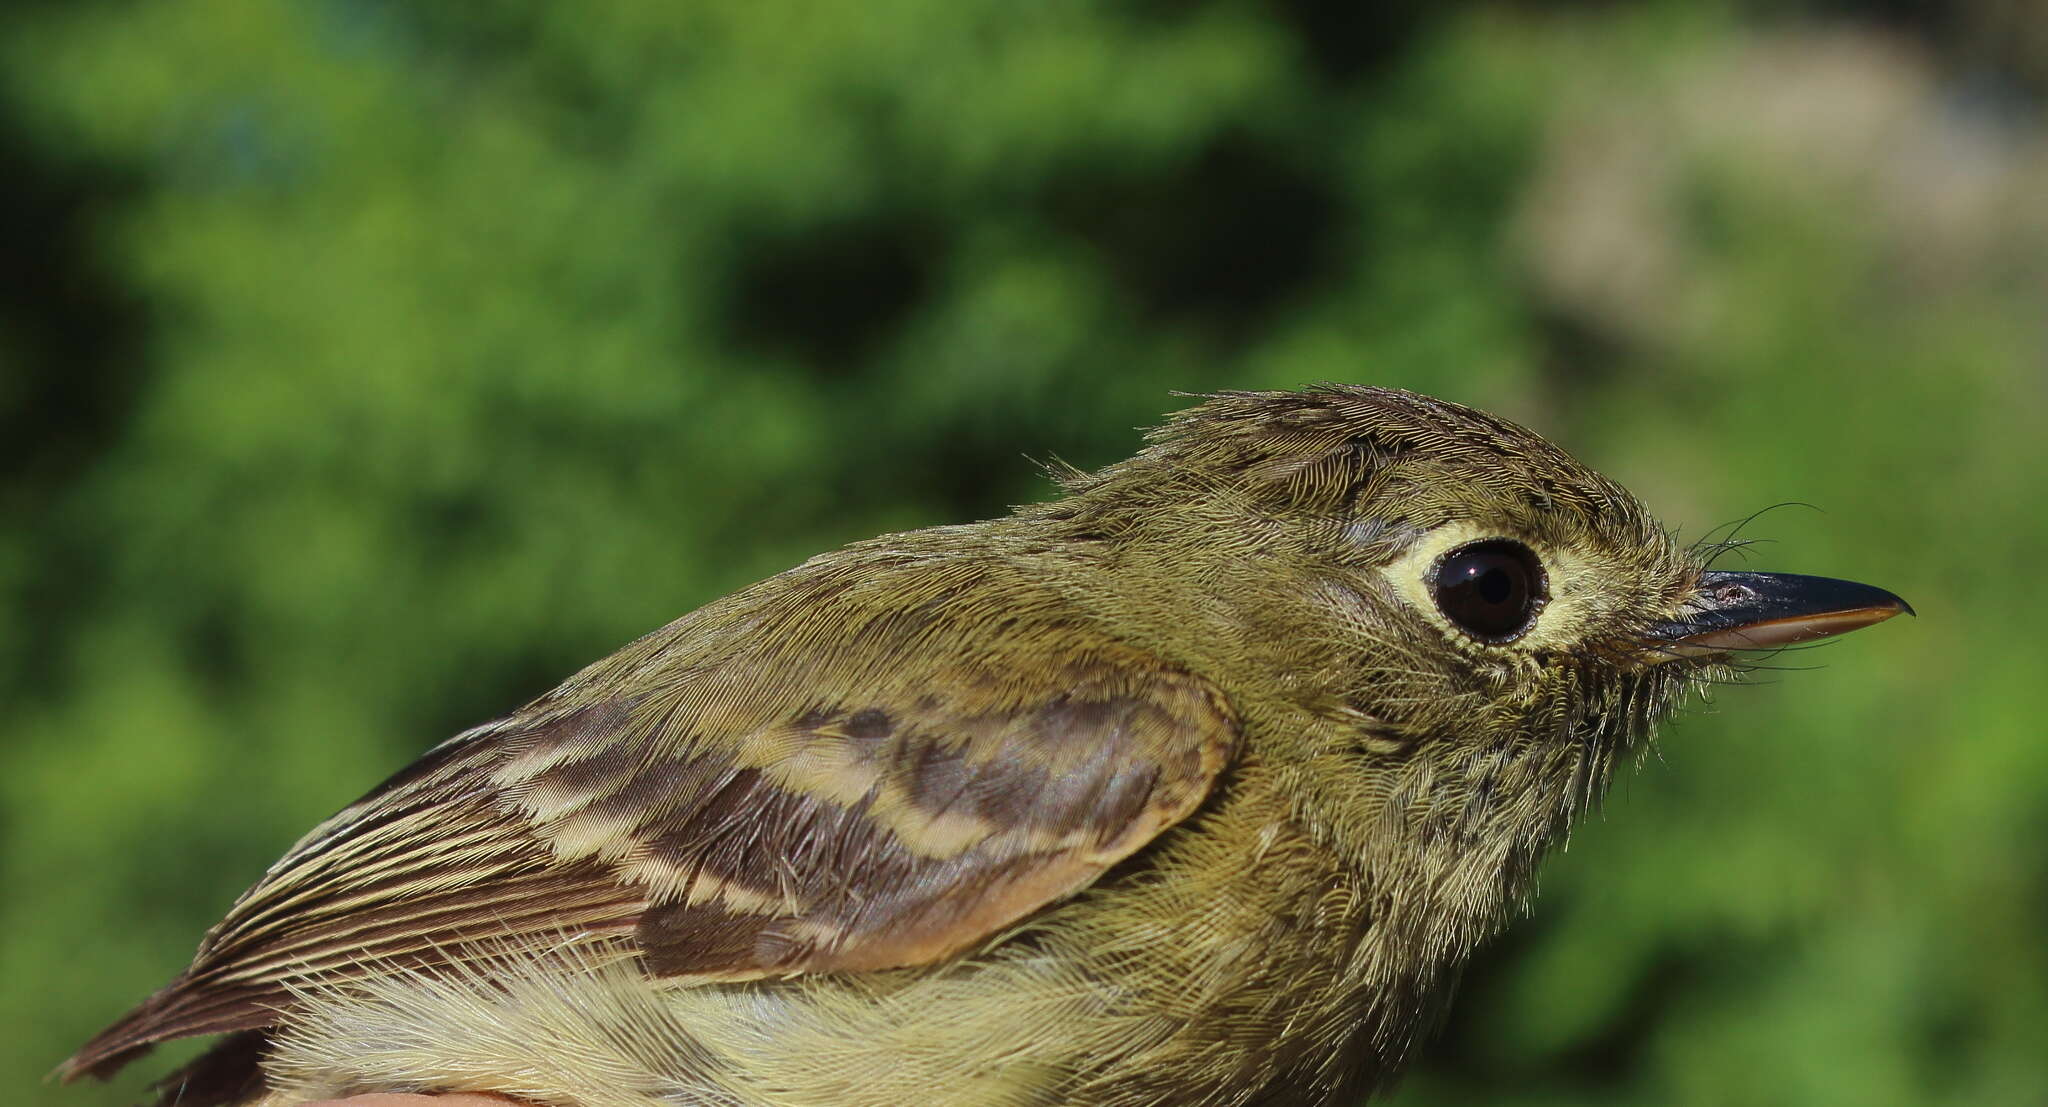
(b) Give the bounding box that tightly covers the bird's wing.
[64,548,1240,1080]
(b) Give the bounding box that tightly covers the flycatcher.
[63,386,1911,1107]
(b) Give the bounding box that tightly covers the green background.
[3,1,2041,1104]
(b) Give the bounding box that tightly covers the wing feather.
[64,546,1239,1081]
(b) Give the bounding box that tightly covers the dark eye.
[1429,540,1546,642]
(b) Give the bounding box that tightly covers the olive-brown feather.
[63,549,1239,1086]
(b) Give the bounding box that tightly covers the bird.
[60,385,1911,1107]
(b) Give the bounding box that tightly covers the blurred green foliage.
[3,1,2042,1104]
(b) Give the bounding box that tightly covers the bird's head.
[1042,385,1908,880]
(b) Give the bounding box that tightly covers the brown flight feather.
[62,546,1239,1084]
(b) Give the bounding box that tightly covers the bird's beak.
[1643,570,1913,661]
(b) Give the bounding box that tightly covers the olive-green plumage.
[64,386,1908,1107]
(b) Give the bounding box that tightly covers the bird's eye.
[1429,540,1546,642]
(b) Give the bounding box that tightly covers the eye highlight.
[1429,539,1546,643]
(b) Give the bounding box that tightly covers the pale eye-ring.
[1429,539,1546,642]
